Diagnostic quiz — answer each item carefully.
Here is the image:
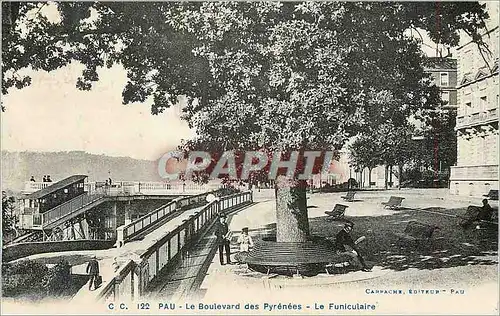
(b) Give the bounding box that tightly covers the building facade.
[312,150,400,190]
[450,2,499,196]
[424,57,458,109]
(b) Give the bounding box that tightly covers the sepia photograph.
[1,1,498,315]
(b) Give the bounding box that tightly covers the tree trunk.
[384,165,389,190]
[275,175,309,242]
[389,165,393,187]
[398,164,403,190]
[368,167,372,188]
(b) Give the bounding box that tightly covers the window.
[441,91,450,105]
[465,102,472,115]
[440,73,449,86]
[480,96,487,110]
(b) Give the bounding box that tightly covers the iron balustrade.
[138,191,252,290]
[96,260,139,302]
[98,191,252,302]
[118,192,215,244]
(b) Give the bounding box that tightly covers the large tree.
[2,2,490,242]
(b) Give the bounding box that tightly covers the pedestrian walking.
[86,255,101,290]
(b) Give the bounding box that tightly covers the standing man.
[86,255,100,290]
[334,222,371,272]
[215,214,232,265]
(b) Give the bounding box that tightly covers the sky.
[1,4,455,161]
[1,62,197,161]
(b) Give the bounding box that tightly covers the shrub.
[42,260,72,296]
[2,260,48,298]
[2,259,73,299]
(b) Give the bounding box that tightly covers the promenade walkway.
[193,189,497,315]
[12,204,207,303]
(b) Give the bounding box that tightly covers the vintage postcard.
[1,1,498,315]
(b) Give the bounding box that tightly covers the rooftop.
[423,57,457,70]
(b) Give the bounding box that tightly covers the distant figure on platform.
[333,222,371,272]
[237,227,254,253]
[105,180,109,186]
[108,178,112,186]
[30,176,36,182]
[215,214,232,265]
[86,255,101,290]
[42,175,47,182]
[46,175,52,182]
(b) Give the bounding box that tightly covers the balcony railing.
[23,182,52,192]
[450,164,498,181]
[23,180,222,195]
[457,108,499,128]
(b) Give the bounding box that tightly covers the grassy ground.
[309,206,498,272]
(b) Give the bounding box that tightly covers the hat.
[242,227,249,232]
[219,213,227,218]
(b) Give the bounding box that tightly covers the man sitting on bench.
[477,199,494,228]
[334,222,371,272]
[460,199,494,229]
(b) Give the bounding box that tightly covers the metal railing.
[40,193,105,226]
[96,260,139,302]
[99,191,253,301]
[116,192,213,245]
[139,191,252,289]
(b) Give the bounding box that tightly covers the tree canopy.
[3,3,490,152]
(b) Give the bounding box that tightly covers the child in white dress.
[237,227,254,252]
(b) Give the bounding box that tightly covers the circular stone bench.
[244,236,353,276]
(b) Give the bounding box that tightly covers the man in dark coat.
[478,199,494,221]
[214,214,232,265]
[334,222,371,272]
[86,255,100,290]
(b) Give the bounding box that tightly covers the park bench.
[341,191,356,202]
[483,190,499,201]
[324,236,367,274]
[458,205,498,228]
[325,204,348,221]
[395,221,439,246]
[382,196,405,209]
